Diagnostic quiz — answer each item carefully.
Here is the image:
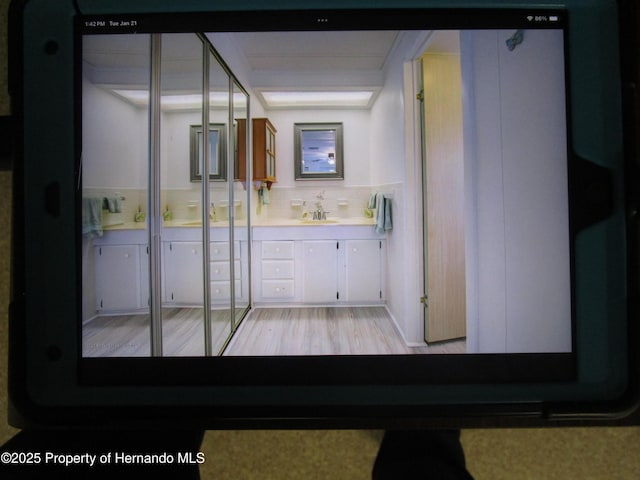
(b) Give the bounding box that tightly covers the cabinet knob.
[192,249,197,254]
[275,268,280,273]
[215,269,220,274]
[124,253,130,258]
[214,249,219,254]
[353,248,358,252]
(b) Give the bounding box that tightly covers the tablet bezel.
[8,0,637,427]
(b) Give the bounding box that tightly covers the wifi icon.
[527,15,534,21]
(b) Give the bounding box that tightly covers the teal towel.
[384,197,393,232]
[104,196,122,213]
[375,193,392,234]
[368,193,377,209]
[82,197,104,237]
[259,185,270,205]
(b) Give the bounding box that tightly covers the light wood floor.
[224,307,465,356]
[83,306,465,357]
[82,308,233,357]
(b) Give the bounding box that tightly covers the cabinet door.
[302,241,338,303]
[139,245,150,309]
[345,240,382,303]
[164,242,203,305]
[95,245,140,311]
[266,126,275,178]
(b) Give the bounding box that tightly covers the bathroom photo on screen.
[80,26,572,358]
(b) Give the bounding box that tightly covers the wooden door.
[421,53,466,343]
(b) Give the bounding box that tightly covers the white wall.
[162,110,200,190]
[369,33,424,345]
[82,76,148,189]
[266,109,371,188]
[462,29,572,353]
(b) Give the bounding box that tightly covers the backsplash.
[83,184,249,225]
[82,188,146,226]
[83,182,401,225]
[252,184,401,221]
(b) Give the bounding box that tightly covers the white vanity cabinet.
[94,244,144,312]
[260,241,295,300]
[210,241,242,303]
[253,225,386,305]
[302,240,340,303]
[93,229,246,314]
[163,242,204,304]
[302,239,384,304]
[164,240,243,306]
[344,239,384,303]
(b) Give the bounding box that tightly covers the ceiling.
[227,31,401,108]
[83,30,458,109]
[231,31,400,72]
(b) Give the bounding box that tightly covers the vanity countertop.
[252,217,376,227]
[97,216,383,244]
[102,220,233,231]
[102,217,376,231]
[252,217,383,241]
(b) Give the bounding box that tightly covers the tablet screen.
[77,9,575,385]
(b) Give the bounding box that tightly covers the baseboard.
[383,305,427,348]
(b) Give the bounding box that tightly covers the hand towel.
[375,193,393,234]
[384,197,393,232]
[368,193,377,209]
[104,196,122,213]
[82,197,104,237]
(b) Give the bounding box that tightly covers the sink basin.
[177,219,227,227]
[299,219,339,224]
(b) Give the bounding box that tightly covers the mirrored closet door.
[81,32,250,358]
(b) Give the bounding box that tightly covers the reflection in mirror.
[232,82,250,330]
[162,33,205,357]
[190,123,227,181]
[294,123,344,180]
[81,33,152,357]
[233,89,248,182]
[207,46,232,356]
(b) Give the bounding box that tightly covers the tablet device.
[8,0,638,427]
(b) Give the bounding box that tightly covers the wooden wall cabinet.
[237,118,277,188]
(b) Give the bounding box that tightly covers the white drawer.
[261,241,294,259]
[211,280,242,300]
[262,260,294,279]
[210,241,240,261]
[210,260,240,281]
[262,280,294,299]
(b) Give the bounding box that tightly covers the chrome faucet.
[313,209,327,221]
[313,190,327,220]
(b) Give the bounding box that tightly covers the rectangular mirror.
[294,123,343,180]
[190,123,227,181]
